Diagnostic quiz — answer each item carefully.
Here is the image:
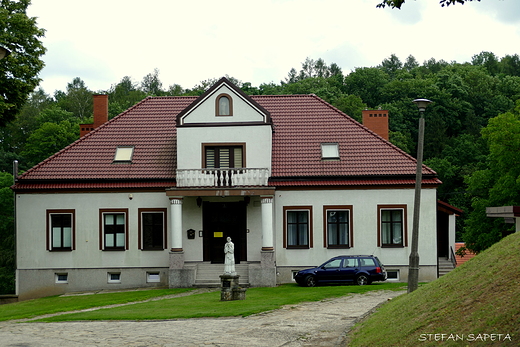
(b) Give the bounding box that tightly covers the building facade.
[13,78,441,300]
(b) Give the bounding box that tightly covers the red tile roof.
[14,91,440,190]
[455,242,477,266]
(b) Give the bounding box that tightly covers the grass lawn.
[0,288,193,322]
[347,232,520,347]
[1,282,406,322]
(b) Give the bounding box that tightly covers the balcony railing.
[176,168,270,187]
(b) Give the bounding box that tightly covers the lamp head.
[413,98,432,112]
[0,45,11,60]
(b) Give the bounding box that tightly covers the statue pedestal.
[220,274,246,301]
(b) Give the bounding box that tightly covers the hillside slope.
[348,232,520,346]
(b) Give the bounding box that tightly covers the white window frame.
[55,273,68,284]
[324,206,352,248]
[108,272,121,284]
[47,210,75,251]
[113,146,134,162]
[100,209,128,251]
[146,272,161,283]
[321,143,340,160]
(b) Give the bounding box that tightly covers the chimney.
[80,94,109,137]
[362,109,389,140]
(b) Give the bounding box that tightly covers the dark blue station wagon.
[294,255,387,287]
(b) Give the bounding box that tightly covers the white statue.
[224,237,236,275]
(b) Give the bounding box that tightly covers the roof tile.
[15,93,439,188]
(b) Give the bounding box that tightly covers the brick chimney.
[362,109,389,140]
[80,94,109,137]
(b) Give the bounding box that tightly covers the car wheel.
[356,274,370,285]
[305,275,317,287]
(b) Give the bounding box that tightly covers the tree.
[0,172,15,294]
[141,68,163,96]
[380,54,403,78]
[56,77,93,119]
[464,103,520,252]
[21,120,78,167]
[107,76,146,117]
[377,0,481,9]
[0,0,46,126]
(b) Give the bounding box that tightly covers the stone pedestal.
[220,274,246,301]
[169,251,195,288]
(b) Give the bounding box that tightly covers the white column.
[170,197,183,252]
[516,217,520,233]
[261,196,274,251]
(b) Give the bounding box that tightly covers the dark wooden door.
[203,201,247,264]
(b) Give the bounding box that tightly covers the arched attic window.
[216,93,233,116]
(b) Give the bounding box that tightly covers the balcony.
[176,168,270,187]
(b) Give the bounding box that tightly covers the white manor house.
[13,77,456,300]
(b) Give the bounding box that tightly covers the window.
[324,206,352,248]
[323,258,342,268]
[100,209,128,250]
[139,209,167,250]
[147,272,161,283]
[55,273,68,283]
[204,144,244,169]
[108,272,121,283]
[378,205,408,247]
[216,93,233,116]
[386,270,400,280]
[321,143,339,160]
[113,146,134,162]
[47,210,75,251]
[284,206,313,249]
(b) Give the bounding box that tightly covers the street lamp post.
[0,45,11,60]
[408,98,432,293]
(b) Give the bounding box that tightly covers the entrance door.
[203,201,247,264]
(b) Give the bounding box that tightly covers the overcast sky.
[27,0,520,94]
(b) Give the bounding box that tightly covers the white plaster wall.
[16,192,172,270]
[273,188,438,268]
[176,125,272,171]
[17,192,266,269]
[181,85,267,124]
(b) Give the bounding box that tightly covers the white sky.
[27,0,520,94]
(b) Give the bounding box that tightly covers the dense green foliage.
[0,172,14,294]
[1,51,519,293]
[0,0,46,126]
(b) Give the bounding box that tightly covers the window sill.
[286,246,310,249]
[381,244,404,248]
[103,248,126,251]
[327,245,350,249]
[49,248,72,252]
[141,248,166,251]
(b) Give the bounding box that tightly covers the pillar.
[170,197,183,252]
[261,196,274,251]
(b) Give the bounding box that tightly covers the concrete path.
[0,289,404,347]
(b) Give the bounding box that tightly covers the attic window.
[216,94,233,116]
[321,143,339,160]
[114,146,134,162]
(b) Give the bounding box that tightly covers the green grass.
[0,288,193,321]
[0,282,406,322]
[348,232,520,347]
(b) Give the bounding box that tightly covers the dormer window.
[216,94,233,116]
[321,143,339,160]
[114,146,134,163]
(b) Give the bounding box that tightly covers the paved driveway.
[0,290,404,347]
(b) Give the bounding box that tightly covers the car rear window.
[360,258,376,267]
[344,258,358,267]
